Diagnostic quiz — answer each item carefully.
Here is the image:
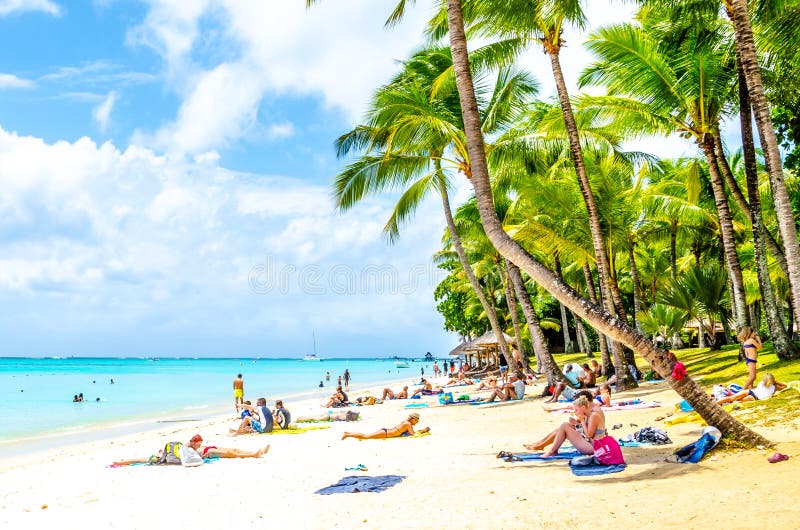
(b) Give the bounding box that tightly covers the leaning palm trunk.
[546,48,635,389]
[438,182,518,372]
[506,260,568,386]
[444,0,769,446]
[729,0,800,325]
[734,64,800,360]
[700,135,749,330]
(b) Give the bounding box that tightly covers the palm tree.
[332,47,536,372]
[637,304,690,348]
[579,17,750,332]
[308,0,772,446]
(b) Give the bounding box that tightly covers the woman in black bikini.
[738,326,762,390]
[341,413,430,440]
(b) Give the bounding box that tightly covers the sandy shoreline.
[1,376,797,529]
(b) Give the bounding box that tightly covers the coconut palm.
[578,16,751,332]
[332,47,536,372]
[637,304,690,348]
[308,0,772,446]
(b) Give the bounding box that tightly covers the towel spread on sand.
[507,450,584,461]
[315,475,405,494]
[569,463,627,476]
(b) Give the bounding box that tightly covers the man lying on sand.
[112,434,270,467]
[341,413,430,440]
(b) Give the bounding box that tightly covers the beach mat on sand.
[569,463,627,476]
[315,475,405,494]
[507,450,583,461]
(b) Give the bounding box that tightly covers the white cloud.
[92,91,117,133]
[0,126,449,355]
[0,0,60,16]
[0,73,34,89]
[129,0,429,155]
[266,121,295,140]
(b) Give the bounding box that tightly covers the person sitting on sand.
[595,384,611,407]
[324,387,347,408]
[112,434,270,467]
[486,372,525,402]
[528,390,596,449]
[544,379,578,403]
[590,360,602,377]
[578,363,597,388]
[539,396,608,457]
[382,386,409,400]
[341,413,430,440]
[717,373,785,405]
[476,376,498,391]
[273,400,291,429]
[230,397,273,435]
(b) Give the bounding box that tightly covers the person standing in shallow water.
[343,369,350,390]
[233,373,244,413]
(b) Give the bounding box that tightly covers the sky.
[0,0,725,357]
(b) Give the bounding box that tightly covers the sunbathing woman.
[341,413,430,440]
[381,386,409,400]
[528,390,594,448]
[530,396,608,457]
[738,326,762,389]
[717,373,785,405]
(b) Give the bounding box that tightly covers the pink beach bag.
[593,435,626,465]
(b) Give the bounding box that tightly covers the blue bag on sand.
[673,427,721,463]
[438,392,454,405]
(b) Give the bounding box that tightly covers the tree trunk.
[713,135,790,281]
[735,64,800,360]
[576,316,594,358]
[507,260,569,386]
[444,0,768,446]
[701,136,749,330]
[584,264,613,376]
[553,256,575,353]
[545,42,635,391]
[502,260,526,366]
[670,221,678,279]
[628,240,644,334]
[730,0,800,327]
[438,181,518,372]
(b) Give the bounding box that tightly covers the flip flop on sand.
[768,453,789,463]
[497,451,513,459]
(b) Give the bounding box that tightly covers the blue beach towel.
[315,475,405,495]
[403,403,429,409]
[570,463,627,476]
[509,450,583,461]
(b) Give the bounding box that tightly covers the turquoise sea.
[0,357,425,448]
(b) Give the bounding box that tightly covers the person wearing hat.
[341,413,430,440]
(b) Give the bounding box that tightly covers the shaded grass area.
[549,343,800,435]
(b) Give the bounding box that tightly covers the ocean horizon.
[0,356,441,453]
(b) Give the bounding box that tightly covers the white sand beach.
[1,378,797,529]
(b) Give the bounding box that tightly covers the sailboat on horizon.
[303,333,323,361]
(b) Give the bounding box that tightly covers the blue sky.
[0,0,710,357]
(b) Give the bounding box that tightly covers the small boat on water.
[303,333,323,361]
[395,361,410,368]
